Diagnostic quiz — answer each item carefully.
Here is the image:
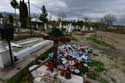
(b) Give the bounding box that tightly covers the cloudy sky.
[1,0,125,21]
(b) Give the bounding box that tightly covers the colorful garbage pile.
[48,44,92,79]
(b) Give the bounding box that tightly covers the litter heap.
[31,44,93,83]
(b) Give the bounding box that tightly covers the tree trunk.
[15,9,17,32]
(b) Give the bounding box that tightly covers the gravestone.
[0,24,14,68]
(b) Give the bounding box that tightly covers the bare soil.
[72,32,125,83]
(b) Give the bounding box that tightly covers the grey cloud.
[1,0,125,20]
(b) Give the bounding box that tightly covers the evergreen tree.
[10,0,19,11]
[39,5,48,22]
[10,0,18,8]
[0,13,3,24]
[19,0,28,28]
[39,5,48,30]
[10,0,19,24]
[9,15,14,24]
[0,13,3,18]
[48,27,64,37]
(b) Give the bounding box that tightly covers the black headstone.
[0,24,14,40]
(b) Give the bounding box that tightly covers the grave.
[0,38,53,82]
[29,44,92,83]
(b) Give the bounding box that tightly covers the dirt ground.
[72,32,125,83]
[96,31,125,55]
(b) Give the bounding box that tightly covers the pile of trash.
[30,44,93,83]
[48,44,92,76]
[58,44,92,63]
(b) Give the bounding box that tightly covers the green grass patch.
[7,65,33,83]
[71,35,79,41]
[87,34,115,49]
[93,53,99,56]
[40,48,52,60]
[87,71,100,80]
[100,79,109,83]
[106,28,125,34]
[88,60,106,81]
[89,60,106,72]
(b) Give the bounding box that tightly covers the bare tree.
[58,12,66,21]
[57,12,66,30]
[102,14,116,27]
[83,17,90,31]
[99,18,107,30]
[84,17,89,22]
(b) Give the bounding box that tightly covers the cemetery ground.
[71,31,125,83]
[20,31,125,83]
[1,30,125,83]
